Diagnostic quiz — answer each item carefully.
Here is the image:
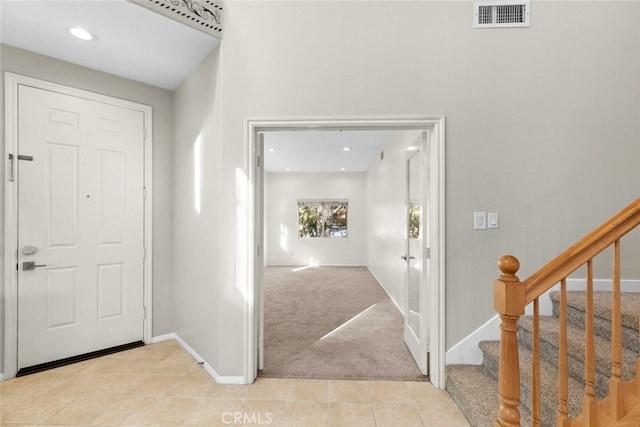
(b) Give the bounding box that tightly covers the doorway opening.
[244,117,446,388]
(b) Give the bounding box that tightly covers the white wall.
[170,0,640,379]
[366,131,423,312]
[0,44,175,375]
[172,47,226,374]
[265,172,367,266]
[220,0,640,360]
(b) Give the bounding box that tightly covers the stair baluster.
[532,297,541,427]
[557,278,570,427]
[610,239,625,420]
[583,260,598,426]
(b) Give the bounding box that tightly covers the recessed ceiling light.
[343,147,352,152]
[285,167,291,171]
[267,148,277,152]
[340,168,346,171]
[69,27,96,41]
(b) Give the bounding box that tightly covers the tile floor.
[0,340,470,426]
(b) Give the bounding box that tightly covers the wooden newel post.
[494,255,525,427]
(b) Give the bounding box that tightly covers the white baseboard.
[446,278,640,366]
[0,373,5,382]
[446,314,501,366]
[151,333,246,385]
[366,266,405,316]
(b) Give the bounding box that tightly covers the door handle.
[23,261,47,271]
[401,255,408,261]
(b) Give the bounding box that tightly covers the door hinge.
[257,155,262,168]
[425,339,431,352]
[8,153,15,182]
[143,307,147,319]
[425,248,431,259]
[143,187,147,199]
[143,247,147,260]
[143,128,147,141]
[257,245,262,257]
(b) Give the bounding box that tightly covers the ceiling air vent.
[474,1,530,28]
[127,0,222,37]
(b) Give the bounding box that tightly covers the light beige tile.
[48,373,103,396]
[368,381,413,404]
[184,398,244,426]
[246,378,292,400]
[81,357,122,374]
[89,397,157,425]
[241,399,287,426]
[373,403,424,427]
[289,379,330,401]
[416,403,471,426]
[123,397,199,425]
[329,402,376,427]
[166,374,215,398]
[330,380,371,403]
[1,394,77,424]
[126,374,181,396]
[0,375,36,395]
[93,373,148,396]
[281,401,329,427]
[44,396,116,425]
[0,394,35,417]
[209,383,251,400]
[150,355,199,375]
[406,381,457,406]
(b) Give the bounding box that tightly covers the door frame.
[3,73,154,379]
[244,116,446,388]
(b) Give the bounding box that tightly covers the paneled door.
[403,132,429,376]
[17,85,145,370]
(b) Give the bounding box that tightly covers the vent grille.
[475,1,530,28]
[128,0,222,37]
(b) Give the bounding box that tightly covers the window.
[298,200,348,238]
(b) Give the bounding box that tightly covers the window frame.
[297,199,348,238]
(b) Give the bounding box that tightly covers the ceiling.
[0,0,220,90]
[264,131,391,173]
[0,1,393,172]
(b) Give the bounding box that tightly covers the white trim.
[2,73,153,380]
[246,116,446,388]
[0,373,5,382]
[154,333,245,385]
[367,266,405,317]
[445,278,640,365]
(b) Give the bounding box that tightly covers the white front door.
[17,85,145,370]
[403,132,429,376]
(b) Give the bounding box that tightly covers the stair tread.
[549,291,639,332]
[518,315,638,382]
[480,340,583,423]
[446,364,532,427]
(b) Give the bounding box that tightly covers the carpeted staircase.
[446,291,640,426]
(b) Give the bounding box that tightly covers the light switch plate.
[474,212,487,230]
[488,212,499,229]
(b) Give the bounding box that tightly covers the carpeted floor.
[260,266,427,381]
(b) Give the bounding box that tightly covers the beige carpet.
[260,266,427,381]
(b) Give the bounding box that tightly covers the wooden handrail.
[523,198,640,304]
[494,198,640,427]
